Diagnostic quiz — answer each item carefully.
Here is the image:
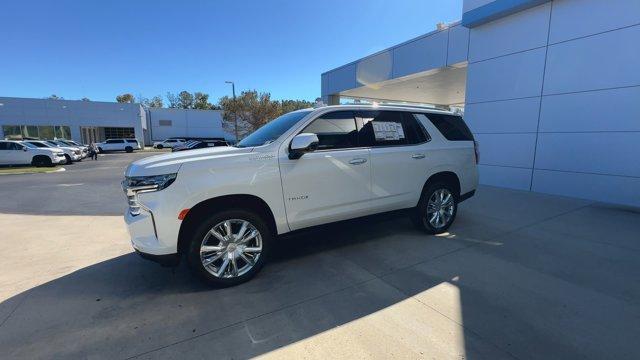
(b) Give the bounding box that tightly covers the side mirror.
[23,147,28,152]
[289,133,319,160]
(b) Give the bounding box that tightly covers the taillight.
[473,140,480,164]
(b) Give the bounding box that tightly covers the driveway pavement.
[0,156,639,359]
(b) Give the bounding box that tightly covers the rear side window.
[0,142,8,150]
[107,139,125,144]
[303,111,358,150]
[357,111,428,147]
[126,139,138,143]
[425,113,474,141]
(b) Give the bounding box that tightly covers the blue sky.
[1,0,462,103]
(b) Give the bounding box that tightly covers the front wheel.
[412,183,458,234]
[64,154,72,164]
[156,144,163,149]
[187,209,271,287]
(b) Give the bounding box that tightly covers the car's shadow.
[0,211,503,359]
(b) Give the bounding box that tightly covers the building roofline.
[321,20,462,76]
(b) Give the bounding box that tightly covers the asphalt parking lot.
[1,152,639,359]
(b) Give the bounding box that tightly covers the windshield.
[46,141,59,147]
[236,110,312,148]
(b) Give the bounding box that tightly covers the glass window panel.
[38,126,55,139]
[22,125,39,138]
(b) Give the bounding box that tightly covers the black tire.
[412,182,458,234]
[187,209,271,287]
[64,154,72,165]
[125,146,133,153]
[156,144,163,149]
[31,155,52,167]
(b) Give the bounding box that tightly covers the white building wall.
[0,97,145,145]
[464,0,640,206]
[148,108,232,142]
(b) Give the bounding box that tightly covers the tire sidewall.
[187,209,271,287]
[125,146,133,153]
[416,182,458,234]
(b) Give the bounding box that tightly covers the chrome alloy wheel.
[200,219,262,278]
[426,189,455,229]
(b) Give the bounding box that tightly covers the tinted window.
[28,142,48,148]
[107,139,125,144]
[303,111,357,150]
[357,111,428,147]
[0,142,8,150]
[425,113,474,141]
[126,139,138,143]
[237,110,313,148]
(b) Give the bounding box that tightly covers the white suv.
[153,138,186,149]
[97,139,141,153]
[123,105,478,286]
[0,140,65,166]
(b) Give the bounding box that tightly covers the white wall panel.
[324,64,356,94]
[356,51,393,86]
[468,2,551,62]
[543,25,640,95]
[465,97,540,133]
[466,47,546,103]
[549,0,640,44]
[478,165,532,190]
[535,132,640,177]
[475,133,536,168]
[392,31,448,78]
[447,25,470,65]
[532,169,640,207]
[540,86,640,132]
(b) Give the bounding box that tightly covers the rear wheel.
[31,155,52,167]
[187,209,270,287]
[156,144,164,149]
[125,146,133,153]
[412,182,458,234]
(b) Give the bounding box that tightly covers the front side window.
[237,110,312,148]
[357,111,428,147]
[28,142,47,148]
[302,111,358,150]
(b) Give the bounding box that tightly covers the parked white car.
[25,140,80,164]
[122,105,479,286]
[153,139,186,149]
[57,139,88,158]
[96,139,141,153]
[0,140,65,166]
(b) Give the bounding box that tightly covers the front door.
[279,111,372,230]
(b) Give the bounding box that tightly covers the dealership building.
[322,0,640,207]
[0,96,232,146]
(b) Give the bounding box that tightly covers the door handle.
[411,154,426,159]
[349,158,367,165]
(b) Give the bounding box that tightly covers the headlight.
[124,173,177,191]
[122,173,177,216]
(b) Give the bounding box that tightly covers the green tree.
[178,91,194,109]
[116,93,135,103]
[279,99,314,113]
[219,90,281,140]
[48,94,64,100]
[140,95,163,108]
[193,92,214,110]
[166,92,179,108]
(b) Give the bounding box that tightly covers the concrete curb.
[0,167,66,176]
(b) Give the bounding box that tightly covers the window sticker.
[372,121,405,141]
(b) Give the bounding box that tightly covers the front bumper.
[125,209,177,256]
[71,153,82,161]
[52,155,65,164]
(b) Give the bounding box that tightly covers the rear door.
[357,110,433,212]
[280,111,373,230]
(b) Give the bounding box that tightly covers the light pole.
[225,81,239,142]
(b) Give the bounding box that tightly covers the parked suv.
[96,138,141,153]
[122,105,478,286]
[0,140,65,166]
[153,138,186,149]
[25,140,81,164]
